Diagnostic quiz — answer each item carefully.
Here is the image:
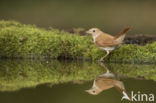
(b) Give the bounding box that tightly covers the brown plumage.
[86,70,131,101]
[86,26,131,61]
[85,72,125,95]
[115,26,131,39]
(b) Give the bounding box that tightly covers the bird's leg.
[100,50,110,62]
[98,62,111,77]
[99,62,110,73]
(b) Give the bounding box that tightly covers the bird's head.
[86,28,102,36]
[85,88,101,95]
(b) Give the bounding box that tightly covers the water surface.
[0,60,155,103]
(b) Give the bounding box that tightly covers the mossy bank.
[0,20,156,63]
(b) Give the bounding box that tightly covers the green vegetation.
[0,60,156,92]
[0,20,156,63]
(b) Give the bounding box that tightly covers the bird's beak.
[85,90,90,93]
[86,30,90,34]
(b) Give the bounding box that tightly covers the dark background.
[0,0,156,34]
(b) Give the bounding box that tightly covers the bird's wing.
[95,77,114,90]
[95,34,118,47]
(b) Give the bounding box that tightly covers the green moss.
[107,44,156,63]
[0,20,156,63]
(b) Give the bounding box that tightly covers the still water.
[0,60,155,103]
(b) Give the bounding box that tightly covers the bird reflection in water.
[86,63,131,101]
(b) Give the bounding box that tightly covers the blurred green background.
[0,0,156,34]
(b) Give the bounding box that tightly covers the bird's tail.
[114,81,131,101]
[114,26,131,43]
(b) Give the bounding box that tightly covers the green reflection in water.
[0,59,156,92]
[0,76,156,103]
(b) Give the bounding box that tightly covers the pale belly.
[99,47,115,51]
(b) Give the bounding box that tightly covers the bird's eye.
[93,30,96,32]
[92,90,96,93]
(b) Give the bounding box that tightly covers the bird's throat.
[92,34,100,43]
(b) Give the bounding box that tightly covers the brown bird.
[85,71,131,101]
[86,26,131,61]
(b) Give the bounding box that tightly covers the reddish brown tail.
[114,26,131,43]
[115,26,131,39]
